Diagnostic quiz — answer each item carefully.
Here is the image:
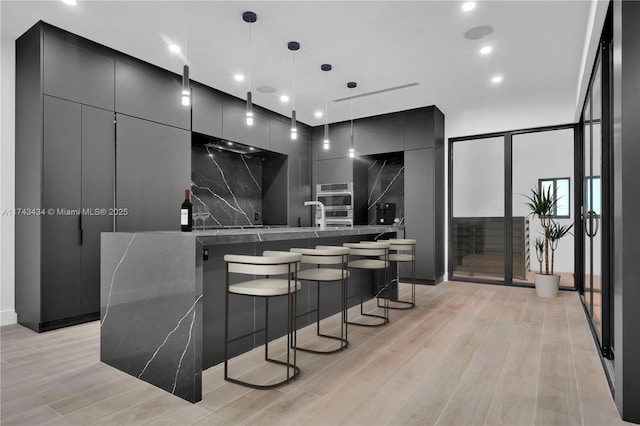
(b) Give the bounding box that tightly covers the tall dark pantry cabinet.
[15,24,116,331]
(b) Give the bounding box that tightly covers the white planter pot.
[534,273,560,298]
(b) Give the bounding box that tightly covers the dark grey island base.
[100,226,401,403]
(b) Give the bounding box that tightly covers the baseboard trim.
[1,309,18,326]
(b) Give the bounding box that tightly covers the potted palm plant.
[525,187,573,298]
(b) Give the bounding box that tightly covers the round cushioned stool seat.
[387,238,416,245]
[296,268,349,282]
[382,253,415,262]
[348,259,389,269]
[229,278,301,296]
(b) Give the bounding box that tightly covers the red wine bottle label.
[181,208,189,225]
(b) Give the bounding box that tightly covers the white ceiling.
[1,1,594,136]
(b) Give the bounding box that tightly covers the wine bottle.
[181,189,193,232]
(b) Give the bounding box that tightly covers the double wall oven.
[316,182,354,227]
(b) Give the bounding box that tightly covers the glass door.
[451,137,505,282]
[582,53,612,358]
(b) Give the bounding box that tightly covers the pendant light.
[288,41,300,140]
[321,64,332,150]
[181,0,190,107]
[243,11,257,126]
[347,81,357,158]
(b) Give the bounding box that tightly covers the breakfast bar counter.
[100,226,401,403]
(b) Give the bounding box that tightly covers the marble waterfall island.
[100,225,401,403]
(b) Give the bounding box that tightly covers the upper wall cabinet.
[269,117,311,158]
[355,114,404,155]
[315,122,352,161]
[269,117,290,156]
[404,108,439,150]
[43,33,114,110]
[116,114,190,232]
[115,58,190,130]
[222,97,270,149]
[192,82,223,138]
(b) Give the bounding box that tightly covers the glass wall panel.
[512,129,575,288]
[452,137,505,281]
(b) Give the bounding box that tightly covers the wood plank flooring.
[1,281,627,425]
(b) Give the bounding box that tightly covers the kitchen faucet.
[304,201,326,230]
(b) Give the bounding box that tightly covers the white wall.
[1,35,17,325]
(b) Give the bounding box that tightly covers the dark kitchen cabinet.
[355,114,404,155]
[17,94,115,330]
[222,97,270,150]
[43,31,114,110]
[314,122,351,161]
[115,57,190,131]
[192,82,223,138]
[404,108,436,150]
[81,105,116,313]
[42,96,83,322]
[404,148,436,280]
[115,114,190,232]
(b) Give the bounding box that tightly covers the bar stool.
[289,246,350,354]
[378,238,417,310]
[342,241,391,327]
[223,251,302,389]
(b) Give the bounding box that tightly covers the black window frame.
[538,177,571,219]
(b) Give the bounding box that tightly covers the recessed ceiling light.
[280,95,290,103]
[62,0,77,5]
[480,46,492,55]
[314,111,323,118]
[169,44,181,54]
[249,147,255,151]
[491,75,503,84]
[227,141,233,146]
[234,74,245,82]
[462,2,476,12]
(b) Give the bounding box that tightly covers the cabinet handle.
[79,214,83,245]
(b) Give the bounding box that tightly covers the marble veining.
[101,233,202,403]
[241,155,262,191]
[191,145,262,227]
[101,234,136,328]
[366,154,405,225]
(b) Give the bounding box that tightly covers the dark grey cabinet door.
[404,148,434,279]
[81,105,115,315]
[221,98,269,149]
[355,114,404,155]
[43,34,115,111]
[192,82,223,138]
[404,108,435,150]
[115,58,190,131]
[315,122,351,160]
[269,117,291,155]
[116,115,190,232]
[42,96,82,321]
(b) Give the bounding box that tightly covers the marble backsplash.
[367,153,405,225]
[191,145,262,227]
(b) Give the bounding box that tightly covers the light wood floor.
[1,281,626,426]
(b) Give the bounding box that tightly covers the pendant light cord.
[350,95,354,145]
[184,0,188,64]
[248,23,252,94]
[292,52,296,111]
[325,72,328,129]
